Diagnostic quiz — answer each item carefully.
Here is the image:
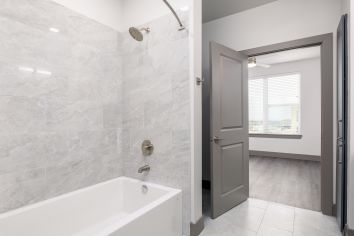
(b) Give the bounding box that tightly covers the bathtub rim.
[0,176,181,221]
[83,181,182,236]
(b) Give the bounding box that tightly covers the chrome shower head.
[129,27,150,42]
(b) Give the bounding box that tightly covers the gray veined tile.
[0,0,124,216]
[0,96,47,134]
[0,0,190,234]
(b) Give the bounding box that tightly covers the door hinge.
[196,77,204,85]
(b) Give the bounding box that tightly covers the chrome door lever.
[213,136,224,143]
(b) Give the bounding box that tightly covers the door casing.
[336,14,348,230]
[242,33,334,216]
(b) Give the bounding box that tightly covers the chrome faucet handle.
[142,140,154,156]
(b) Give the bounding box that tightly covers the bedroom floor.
[249,156,321,211]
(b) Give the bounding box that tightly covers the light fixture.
[36,69,52,76]
[18,66,35,73]
[180,6,189,12]
[248,57,257,68]
[248,57,271,68]
[49,27,60,33]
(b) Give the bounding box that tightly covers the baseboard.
[190,217,204,236]
[332,204,337,217]
[250,150,321,162]
[202,180,210,190]
[349,229,354,236]
[344,225,354,236]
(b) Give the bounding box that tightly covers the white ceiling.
[52,0,189,32]
[256,46,321,65]
[203,0,278,23]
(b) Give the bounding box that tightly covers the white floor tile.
[200,223,257,236]
[224,202,266,232]
[294,208,342,236]
[293,225,342,236]
[257,225,293,236]
[260,203,295,232]
[246,198,270,210]
[202,198,342,236]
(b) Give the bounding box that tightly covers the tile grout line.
[255,200,269,234]
[292,207,296,236]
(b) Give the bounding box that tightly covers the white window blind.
[249,73,301,135]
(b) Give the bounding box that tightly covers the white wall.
[249,58,321,156]
[120,0,189,31]
[52,0,124,31]
[203,0,341,52]
[189,0,203,225]
[52,0,190,32]
[202,0,342,184]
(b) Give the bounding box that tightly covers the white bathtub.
[0,177,182,236]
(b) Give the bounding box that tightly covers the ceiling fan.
[248,57,271,68]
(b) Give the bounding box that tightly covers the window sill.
[249,134,303,139]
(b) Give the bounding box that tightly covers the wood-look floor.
[250,156,321,211]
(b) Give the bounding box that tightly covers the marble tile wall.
[0,0,123,212]
[0,1,192,235]
[119,11,191,235]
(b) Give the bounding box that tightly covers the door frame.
[242,33,334,216]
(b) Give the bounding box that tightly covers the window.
[249,73,301,135]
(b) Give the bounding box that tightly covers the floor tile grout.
[201,197,341,236]
[255,201,268,234]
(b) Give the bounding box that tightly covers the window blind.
[249,73,301,135]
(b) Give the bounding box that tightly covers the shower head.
[129,27,150,42]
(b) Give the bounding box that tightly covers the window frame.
[248,72,302,137]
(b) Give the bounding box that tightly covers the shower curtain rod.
[162,0,185,31]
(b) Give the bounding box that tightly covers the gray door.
[210,42,249,219]
[336,14,348,231]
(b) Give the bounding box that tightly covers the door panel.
[221,143,244,194]
[221,56,243,128]
[210,42,249,219]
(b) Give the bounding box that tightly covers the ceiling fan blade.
[257,63,271,68]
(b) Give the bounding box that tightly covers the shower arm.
[162,0,185,31]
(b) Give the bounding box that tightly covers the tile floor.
[200,198,342,236]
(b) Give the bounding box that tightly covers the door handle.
[213,136,224,143]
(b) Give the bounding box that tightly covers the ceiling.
[203,0,278,23]
[255,46,321,65]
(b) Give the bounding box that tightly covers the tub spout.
[138,165,151,174]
